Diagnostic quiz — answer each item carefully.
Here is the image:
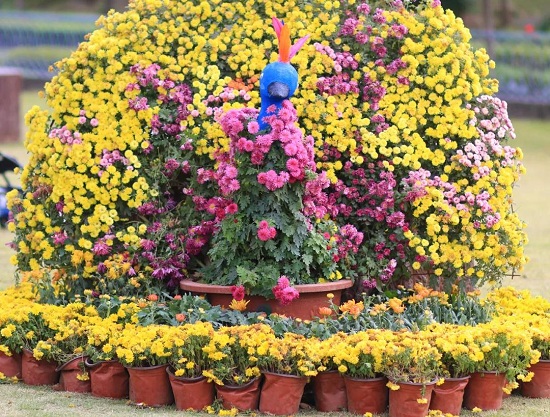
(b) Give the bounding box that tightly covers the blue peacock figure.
[257,17,310,130]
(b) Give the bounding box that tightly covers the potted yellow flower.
[10,305,60,386]
[206,324,271,411]
[332,330,394,415]
[312,333,349,412]
[429,323,482,415]
[522,318,550,398]
[462,320,538,411]
[114,324,175,407]
[166,322,215,411]
[48,316,92,393]
[256,332,318,415]
[381,331,442,417]
[84,316,129,399]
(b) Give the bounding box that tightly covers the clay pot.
[0,350,22,379]
[215,377,262,410]
[521,360,550,398]
[21,349,59,386]
[259,372,308,415]
[126,364,174,407]
[180,279,353,320]
[344,375,388,415]
[429,376,470,415]
[167,367,215,411]
[388,381,435,417]
[56,356,91,393]
[463,371,506,411]
[312,371,347,412]
[86,358,129,399]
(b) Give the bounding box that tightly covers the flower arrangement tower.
[7,0,526,301]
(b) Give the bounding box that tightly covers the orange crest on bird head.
[271,17,310,63]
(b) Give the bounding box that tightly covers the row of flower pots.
[3,349,550,416]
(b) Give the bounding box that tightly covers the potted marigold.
[312,333,349,412]
[9,306,60,386]
[381,332,442,417]
[521,319,550,398]
[46,316,92,393]
[0,321,25,379]
[206,324,272,411]
[333,330,394,415]
[429,323,482,415]
[256,332,318,415]
[166,322,215,411]
[114,324,176,407]
[84,316,129,399]
[462,320,539,411]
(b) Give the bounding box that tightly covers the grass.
[0,383,549,417]
[1,95,550,416]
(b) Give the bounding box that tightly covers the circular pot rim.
[56,355,88,372]
[441,375,471,382]
[344,375,387,382]
[166,366,206,382]
[390,379,437,387]
[216,376,261,390]
[262,371,308,380]
[180,279,353,294]
[125,363,168,371]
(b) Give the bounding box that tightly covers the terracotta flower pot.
[463,371,505,411]
[344,375,388,415]
[56,356,91,393]
[429,376,470,415]
[388,381,435,417]
[86,358,129,399]
[521,360,550,398]
[215,377,262,410]
[167,367,214,411]
[312,371,347,412]
[21,348,59,386]
[126,364,174,407]
[259,372,308,415]
[0,350,22,379]
[180,279,353,320]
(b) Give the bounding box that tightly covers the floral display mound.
[6,0,526,302]
[1,283,550,416]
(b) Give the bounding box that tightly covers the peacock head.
[258,17,309,129]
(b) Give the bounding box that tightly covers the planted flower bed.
[0,0,534,415]
[0,283,549,415]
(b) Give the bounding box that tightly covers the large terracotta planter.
[388,381,435,417]
[312,371,347,412]
[429,376,470,415]
[86,359,129,398]
[215,377,262,411]
[463,371,505,411]
[167,367,215,411]
[180,279,353,320]
[0,350,22,379]
[56,356,91,393]
[259,372,308,415]
[126,364,174,407]
[521,360,550,398]
[344,375,388,415]
[21,349,59,386]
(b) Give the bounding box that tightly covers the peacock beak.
[267,81,290,99]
